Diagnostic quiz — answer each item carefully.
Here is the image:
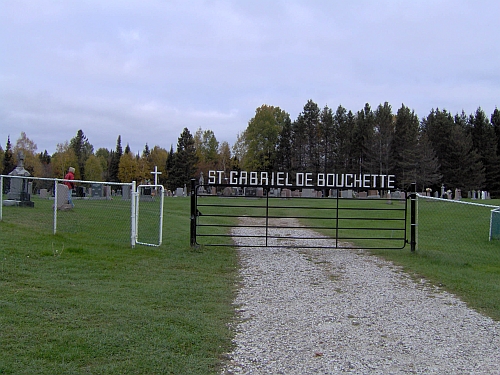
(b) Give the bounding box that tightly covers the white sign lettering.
[207,170,396,189]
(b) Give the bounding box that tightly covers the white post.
[53,181,58,234]
[131,181,137,248]
[0,175,3,221]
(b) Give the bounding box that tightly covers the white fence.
[1,175,164,247]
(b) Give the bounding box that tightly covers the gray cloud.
[1,0,499,155]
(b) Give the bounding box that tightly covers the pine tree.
[167,128,198,191]
[391,104,419,189]
[109,135,123,182]
[69,130,93,180]
[2,136,15,175]
[352,103,375,174]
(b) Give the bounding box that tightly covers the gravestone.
[122,185,131,200]
[39,189,49,199]
[358,191,368,199]
[302,188,315,198]
[91,184,103,198]
[175,187,184,197]
[7,152,34,206]
[329,189,338,198]
[256,187,264,197]
[56,183,72,210]
[368,190,380,198]
[104,186,112,200]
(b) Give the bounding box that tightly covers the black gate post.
[190,179,197,247]
[410,182,417,252]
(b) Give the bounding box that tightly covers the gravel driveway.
[221,219,500,374]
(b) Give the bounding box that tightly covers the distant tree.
[0,145,4,172]
[13,132,42,176]
[319,105,335,174]
[352,103,375,174]
[118,151,138,183]
[468,108,500,195]
[95,148,111,181]
[275,115,293,171]
[373,102,394,176]
[291,100,321,173]
[165,145,174,189]
[149,146,169,185]
[492,108,500,157]
[243,105,289,172]
[51,142,79,179]
[109,135,123,182]
[84,154,104,181]
[217,141,232,176]
[231,132,247,168]
[391,104,419,189]
[334,106,356,173]
[2,136,15,175]
[69,130,93,180]
[422,109,484,191]
[194,128,219,177]
[415,132,442,191]
[167,128,198,191]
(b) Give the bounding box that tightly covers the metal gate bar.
[190,180,410,249]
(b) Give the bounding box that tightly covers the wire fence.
[1,175,137,246]
[416,194,500,261]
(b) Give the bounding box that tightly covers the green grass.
[0,197,237,375]
[2,193,500,375]
[370,198,500,321]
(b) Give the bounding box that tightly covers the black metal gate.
[190,180,415,250]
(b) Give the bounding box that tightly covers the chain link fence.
[1,175,137,246]
[416,194,500,257]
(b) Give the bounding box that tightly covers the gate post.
[410,182,417,252]
[190,179,197,247]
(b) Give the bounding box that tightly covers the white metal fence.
[1,175,164,247]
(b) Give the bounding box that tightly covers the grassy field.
[2,193,500,374]
[0,197,237,375]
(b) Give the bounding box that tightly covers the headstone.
[454,188,462,200]
[358,191,368,199]
[39,189,49,199]
[292,190,301,197]
[7,151,32,202]
[256,187,264,197]
[211,187,217,195]
[103,186,111,199]
[223,187,233,196]
[175,187,184,197]
[56,183,72,210]
[329,189,338,198]
[391,191,401,199]
[368,190,380,198]
[91,184,103,198]
[122,185,131,200]
[302,189,315,198]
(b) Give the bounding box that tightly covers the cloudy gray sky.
[1,0,499,155]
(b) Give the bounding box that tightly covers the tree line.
[1,100,500,195]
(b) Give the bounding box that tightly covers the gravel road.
[220,219,500,374]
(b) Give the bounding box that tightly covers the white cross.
[151,166,162,186]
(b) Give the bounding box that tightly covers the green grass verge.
[0,198,237,375]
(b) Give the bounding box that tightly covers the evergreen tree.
[167,128,198,191]
[69,129,93,180]
[492,108,500,157]
[373,102,394,176]
[275,115,293,171]
[391,104,419,189]
[415,132,442,191]
[334,107,356,173]
[468,108,500,195]
[319,105,335,174]
[352,103,375,174]
[109,135,123,182]
[2,136,15,175]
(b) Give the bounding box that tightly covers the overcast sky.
[1,0,499,156]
